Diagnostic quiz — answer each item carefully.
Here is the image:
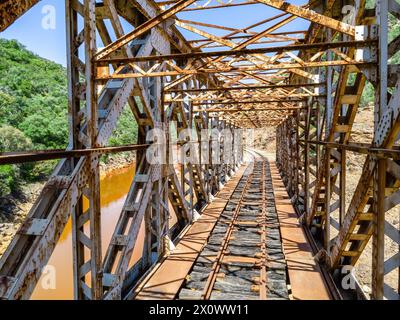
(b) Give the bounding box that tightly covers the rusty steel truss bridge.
[0,0,399,300]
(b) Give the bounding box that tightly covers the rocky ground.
[0,182,44,256]
[99,151,135,172]
[252,128,277,155]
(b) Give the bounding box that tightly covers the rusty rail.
[0,144,150,165]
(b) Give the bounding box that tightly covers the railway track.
[178,158,289,300]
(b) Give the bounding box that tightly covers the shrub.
[0,125,32,152]
[0,165,18,196]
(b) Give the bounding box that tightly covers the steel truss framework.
[0,0,398,300]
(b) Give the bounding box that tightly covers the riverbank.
[0,154,136,257]
[100,152,136,178]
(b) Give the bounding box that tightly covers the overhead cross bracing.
[90,0,377,129]
[0,0,399,301]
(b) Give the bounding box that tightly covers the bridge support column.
[68,0,103,300]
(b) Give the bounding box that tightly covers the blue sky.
[1,0,67,65]
[0,0,310,67]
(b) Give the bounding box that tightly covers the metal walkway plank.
[270,161,331,300]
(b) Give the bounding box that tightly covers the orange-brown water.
[31,163,144,300]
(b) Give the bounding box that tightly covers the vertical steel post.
[339,149,346,226]
[66,0,85,300]
[324,146,331,252]
[71,0,102,300]
[377,0,388,121]
[372,158,386,299]
[86,0,102,300]
[304,100,311,217]
[325,27,333,136]
[325,29,333,248]
[371,0,388,299]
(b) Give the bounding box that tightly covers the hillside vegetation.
[0,38,137,197]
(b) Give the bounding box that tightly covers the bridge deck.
[133,157,331,300]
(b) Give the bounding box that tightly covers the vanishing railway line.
[178,158,289,300]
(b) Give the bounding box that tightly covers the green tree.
[0,165,18,196]
[0,126,33,196]
[108,107,138,146]
[0,125,32,152]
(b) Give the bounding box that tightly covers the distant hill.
[0,38,137,196]
[0,38,68,150]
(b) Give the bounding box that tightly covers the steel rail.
[201,163,255,299]
[247,148,343,300]
[259,160,267,299]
